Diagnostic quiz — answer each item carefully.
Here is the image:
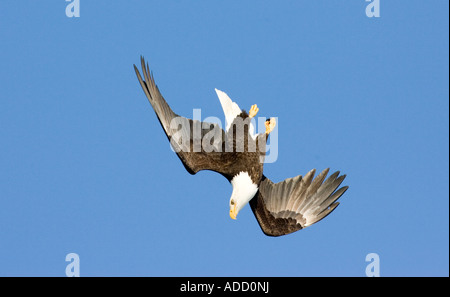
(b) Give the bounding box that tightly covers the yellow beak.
[230,205,237,220]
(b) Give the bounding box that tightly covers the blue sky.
[0,1,448,276]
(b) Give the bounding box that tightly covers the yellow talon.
[249,104,259,118]
[265,118,276,135]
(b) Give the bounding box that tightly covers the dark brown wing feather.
[250,168,348,237]
[134,57,229,176]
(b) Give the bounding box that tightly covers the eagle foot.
[265,118,276,135]
[249,104,259,118]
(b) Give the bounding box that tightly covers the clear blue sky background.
[0,1,448,277]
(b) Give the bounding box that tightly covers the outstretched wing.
[249,168,348,237]
[134,57,229,176]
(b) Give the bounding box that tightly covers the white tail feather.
[215,88,242,132]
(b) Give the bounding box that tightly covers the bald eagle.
[134,57,348,237]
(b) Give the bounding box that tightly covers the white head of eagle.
[229,172,259,220]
